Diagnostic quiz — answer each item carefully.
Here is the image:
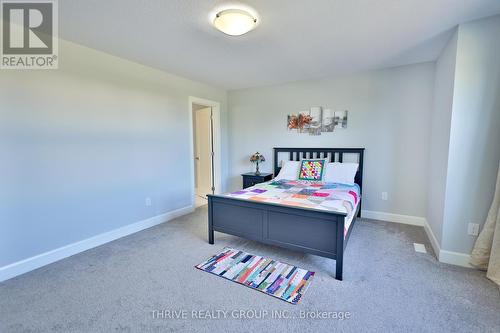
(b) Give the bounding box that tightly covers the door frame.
[189,96,222,206]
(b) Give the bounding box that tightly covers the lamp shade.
[213,9,257,36]
[250,152,265,163]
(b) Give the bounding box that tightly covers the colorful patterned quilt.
[225,179,361,236]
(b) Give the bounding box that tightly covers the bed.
[207,147,364,280]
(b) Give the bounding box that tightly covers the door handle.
[195,157,200,160]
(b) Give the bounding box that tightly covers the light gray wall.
[0,39,227,267]
[426,30,458,245]
[441,15,500,253]
[228,63,435,217]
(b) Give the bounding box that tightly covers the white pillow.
[323,162,359,185]
[275,160,300,180]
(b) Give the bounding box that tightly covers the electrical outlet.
[145,197,152,207]
[381,192,388,201]
[467,223,479,236]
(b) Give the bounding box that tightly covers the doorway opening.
[189,97,221,208]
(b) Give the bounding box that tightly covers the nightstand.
[241,172,273,189]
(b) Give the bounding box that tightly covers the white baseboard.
[0,205,194,283]
[361,210,426,226]
[438,250,472,268]
[423,219,441,258]
[1,206,473,282]
[421,220,472,268]
[363,209,472,268]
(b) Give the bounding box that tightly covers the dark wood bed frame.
[207,147,364,280]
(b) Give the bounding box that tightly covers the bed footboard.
[207,195,347,280]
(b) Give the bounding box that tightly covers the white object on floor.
[414,243,427,254]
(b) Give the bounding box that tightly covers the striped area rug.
[195,247,315,305]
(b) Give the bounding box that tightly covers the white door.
[195,107,213,198]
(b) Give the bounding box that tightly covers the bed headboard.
[273,147,365,194]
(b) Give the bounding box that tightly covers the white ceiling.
[60,0,500,90]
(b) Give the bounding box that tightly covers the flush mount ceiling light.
[213,9,257,36]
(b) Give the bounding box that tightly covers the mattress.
[224,179,361,237]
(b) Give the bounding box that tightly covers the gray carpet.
[1,206,499,332]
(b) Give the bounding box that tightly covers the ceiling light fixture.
[213,9,257,36]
